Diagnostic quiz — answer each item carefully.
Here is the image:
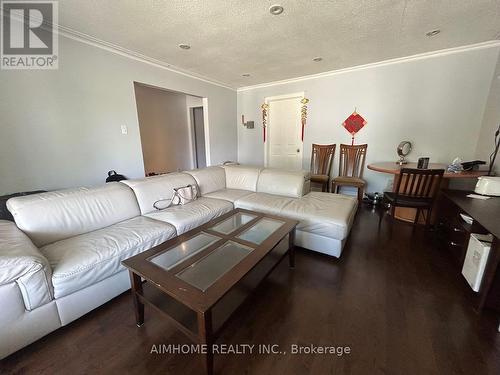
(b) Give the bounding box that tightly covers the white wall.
[134,84,194,174]
[0,35,236,195]
[237,45,500,193]
[475,53,500,175]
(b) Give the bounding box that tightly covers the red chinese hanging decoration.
[342,110,367,145]
[300,98,309,141]
[261,103,269,142]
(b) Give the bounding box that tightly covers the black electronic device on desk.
[461,160,486,171]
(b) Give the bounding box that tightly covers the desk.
[436,190,500,313]
[367,162,487,223]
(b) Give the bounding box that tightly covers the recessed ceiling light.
[313,57,323,62]
[178,44,191,50]
[269,5,284,15]
[425,29,441,37]
[242,73,251,77]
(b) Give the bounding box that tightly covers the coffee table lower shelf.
[129,246,293,374]
[136,281,199,341]
[123,209,297,375]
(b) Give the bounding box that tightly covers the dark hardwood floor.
[2,206,500,375]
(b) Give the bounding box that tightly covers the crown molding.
[55,25,236,91]
[0,8,236,90]
[237,40,500,92]
[3,8,499,92]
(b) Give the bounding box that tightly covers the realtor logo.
[1,0,58,69]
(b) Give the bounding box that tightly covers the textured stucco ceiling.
[58,0,500,88]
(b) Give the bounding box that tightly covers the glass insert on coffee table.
[122,208,298,375]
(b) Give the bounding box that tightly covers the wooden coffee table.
[122,208,298,375]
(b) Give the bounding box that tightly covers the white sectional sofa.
[0,165,357,358]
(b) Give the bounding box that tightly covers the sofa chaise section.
[279,192,358,257]
[227,167,357,257]
[234,192,296,215]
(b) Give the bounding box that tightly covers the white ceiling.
[59,0,500,88]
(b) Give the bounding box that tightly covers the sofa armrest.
[0,220,53,310]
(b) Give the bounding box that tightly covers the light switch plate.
[121,125,128,135]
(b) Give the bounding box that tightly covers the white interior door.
[266,94,303,170]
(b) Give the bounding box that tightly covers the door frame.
[190,106,207,168]
[264,92,305,168]
[187,99,211,168]
[202,97,211,166]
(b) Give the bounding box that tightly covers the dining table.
[367,162,488,224]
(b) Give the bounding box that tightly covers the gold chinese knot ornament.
[261,103,269,142]
[300,98,309,141]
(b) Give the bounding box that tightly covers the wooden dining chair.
[332,144,368,202]
[378,168,445,231]
[310,144,336,192]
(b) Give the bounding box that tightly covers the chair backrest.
[310,144,336,176]
[394,168,445,199]
[338,144,368,178]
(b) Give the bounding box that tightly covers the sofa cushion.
[281,192,358,241]
[223,165,262,191]
[235,192,357,241]
[234,193,296,215]
[144,197,233,235]
[185,167,226,195]
[204,189,253,203]
[40,216,176,298]
[121,173,197,215]
[7,183,140,247]
[257,169,311,198]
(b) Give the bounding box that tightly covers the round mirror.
[398,141,412,157]
[397,141,412,164]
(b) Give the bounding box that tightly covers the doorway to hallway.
[134,83,209,175]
